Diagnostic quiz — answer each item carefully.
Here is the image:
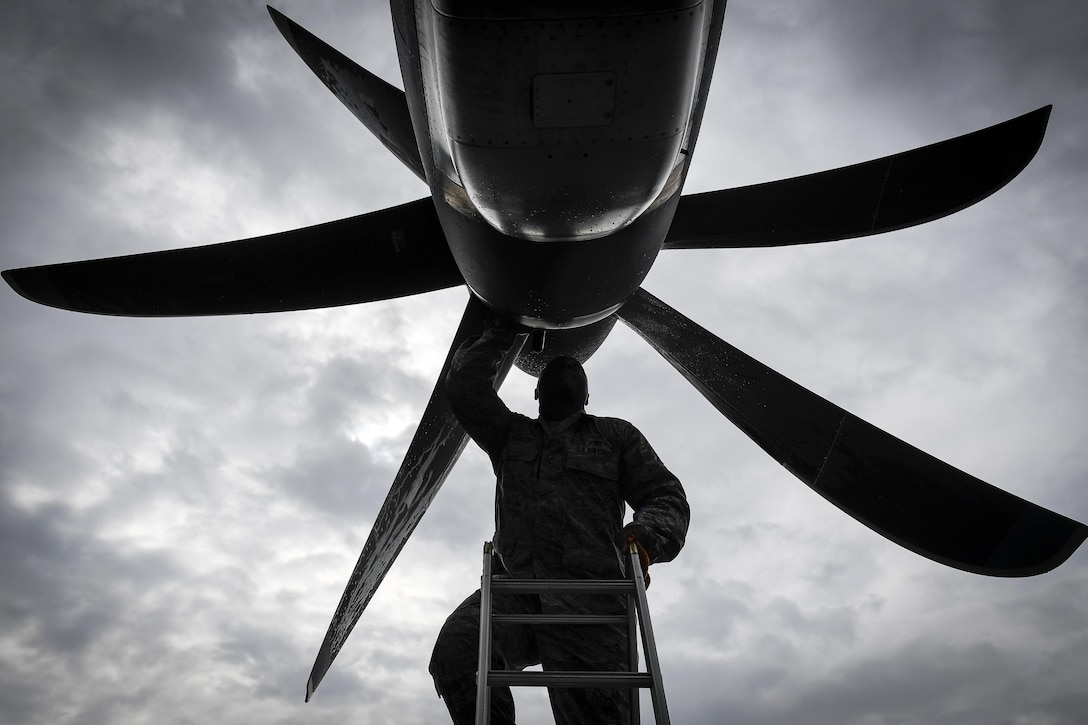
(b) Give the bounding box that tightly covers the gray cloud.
[2,1,1086,723]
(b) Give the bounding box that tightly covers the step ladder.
[474,541,670,724]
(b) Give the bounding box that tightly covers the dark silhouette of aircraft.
[3,2,1085,701]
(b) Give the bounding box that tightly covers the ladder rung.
[492,613,630,625]
[487,670,654,689]
[490,578,634,594]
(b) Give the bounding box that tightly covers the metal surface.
[3,198,461,317]
[618,287,1088,577]
[475,542,495,724]
[492,614,630,625]
[268,7,425,181]
[491,579,635,594]
[488,671,655,688]
[425,2,708,241]
[628,543,669,722]
[664,106,1052,249]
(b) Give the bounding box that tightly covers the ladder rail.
[628,543,670,724]
[627,589,641,725]
[475,543,495,725]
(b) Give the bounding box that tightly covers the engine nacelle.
[420,0,706,241]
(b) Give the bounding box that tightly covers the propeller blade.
[617,288,1087,577]
[267,6,425,181]
[305,295,524,702]
[267,6,424,180]
[664,106,1051,249]
[3,198,462,316]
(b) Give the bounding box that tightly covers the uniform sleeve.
[618,424,690,564]
[445,321,521,465]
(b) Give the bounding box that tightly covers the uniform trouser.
[429,588,630,725]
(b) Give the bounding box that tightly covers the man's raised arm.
[445,319,523,462]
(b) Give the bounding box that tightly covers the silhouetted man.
[429,318,689,724]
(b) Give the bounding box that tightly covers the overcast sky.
[2,1,1086,723]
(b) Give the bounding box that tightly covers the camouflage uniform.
[429,322,689,725]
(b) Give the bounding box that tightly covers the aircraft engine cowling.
[421,0,706,242]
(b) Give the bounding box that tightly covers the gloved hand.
[484,312,532,334]
[620,524,652,589]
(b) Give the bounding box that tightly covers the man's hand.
[621,524,652,589]
[477,313,532,347]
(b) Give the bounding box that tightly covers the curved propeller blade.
[617,288,1087,577]
[305,295,524,702]
[664,105,1051,249]
[268,6,425,182]
[3,198,462,316]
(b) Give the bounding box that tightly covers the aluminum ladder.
[474,541,670,724]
